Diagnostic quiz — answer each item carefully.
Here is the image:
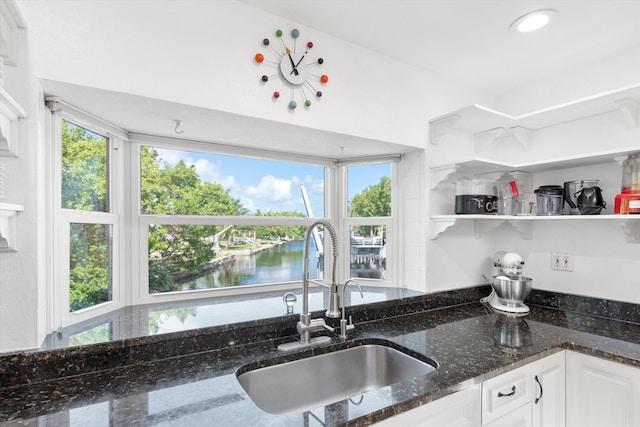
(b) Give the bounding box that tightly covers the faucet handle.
[339,317,355,339]
[322,322,335,333]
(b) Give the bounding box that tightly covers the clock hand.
[286,47,299,76]
[293,50,307,69]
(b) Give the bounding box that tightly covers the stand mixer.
[481,251,532,314]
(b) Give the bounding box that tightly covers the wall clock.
[254,28,328,110]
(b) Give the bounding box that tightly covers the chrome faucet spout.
[340,279,364,339]
[302,220,339,319]
[278,219,340,351]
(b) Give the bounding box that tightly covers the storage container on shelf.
[455,178,497,215]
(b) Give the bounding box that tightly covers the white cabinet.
[373,349,640,427]
[427,86,640,242]
[532,351,565,427]
[482,362,532,424]
[482,351,565,427]
[373,352,565,427]
[373,384,481,427]
[566,351,640,427]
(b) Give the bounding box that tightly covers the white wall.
[16,0,492,149]
[0,18,46,351]
[0,0,491,352]
[425,105,640,304]
[8,0,638,353]
[496,44,640,115]
[424,41,640,303]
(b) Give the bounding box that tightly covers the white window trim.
[129,137,399,305]
[45,98,400,328]
[129,138,340,305]
[337,161,399,288]
[46,99,127,329]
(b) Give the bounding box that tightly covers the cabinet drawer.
[482,365,532,424]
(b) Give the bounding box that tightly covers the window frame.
[129,134,398,305]
[46,99,127,329]
[337,161,398,287]
[129,134,340,305]
[46,100,400,328]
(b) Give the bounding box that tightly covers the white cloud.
[219,175,238,191]
[292,175,324,194]
[193,158,220,183]
[155,148,224,184]
[239,196,257,213]
[246,175,292,202]
[155,148,186,167]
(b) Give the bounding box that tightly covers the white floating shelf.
[429,147,640,188]
[429,84,640,144]
[430,214,640,242]
[0,202,24,252]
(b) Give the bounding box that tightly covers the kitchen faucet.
[278,220,340,351]
[340,279,363,339]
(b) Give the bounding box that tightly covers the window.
[346,163,392,281]
[47,98,125,327]
[61,121,109,212]
[61,121,115,313]
[134,142,331,303]
[69,222,112,310]
[48,99,398,326]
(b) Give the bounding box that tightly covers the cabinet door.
[373,384,481,427]
[566,351,640,427]
[532,351,565,427]
[482,363,532,424]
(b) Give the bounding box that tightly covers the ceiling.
[241,0,640,95]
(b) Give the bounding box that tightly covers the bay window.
[48,100,398,327]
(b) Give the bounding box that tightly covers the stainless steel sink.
[236,341,437,415]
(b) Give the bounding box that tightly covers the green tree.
[69,223,111,311]
[349,176,391,217]
[141,147,246,293]
[62,121,112,311]
[61,120,107,212]
[254,211,307,241]
[349,176,391,238]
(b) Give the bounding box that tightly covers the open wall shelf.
[429,84,640,146]
[428,85,640,243]
[430,215,640,243]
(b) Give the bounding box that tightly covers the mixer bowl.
[491,276,532,306]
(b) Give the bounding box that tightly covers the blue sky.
[154,148,390,215]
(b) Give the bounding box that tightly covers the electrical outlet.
[551,252,562,270]
[551,251,573,271]
[561,253,573,272]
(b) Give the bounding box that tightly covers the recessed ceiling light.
[510,9,557,33]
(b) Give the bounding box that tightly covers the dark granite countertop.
[2,289,640,426]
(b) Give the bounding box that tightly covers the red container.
[615,154,640,214]
[614,188,640,214]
